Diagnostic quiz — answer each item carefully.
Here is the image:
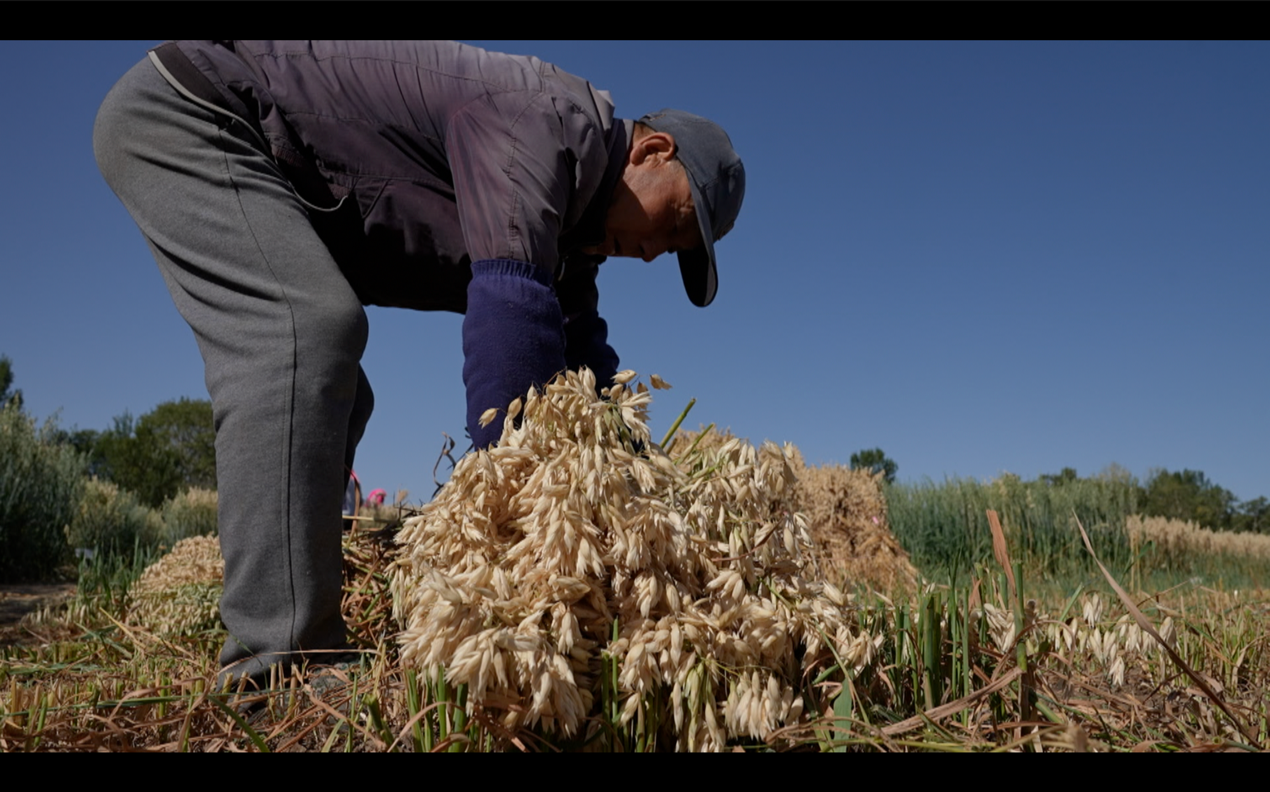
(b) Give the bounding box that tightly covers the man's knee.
[299,297,369,371]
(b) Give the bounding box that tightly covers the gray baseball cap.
[638,109,745,307]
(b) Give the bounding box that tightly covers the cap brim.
[678,175,717,307]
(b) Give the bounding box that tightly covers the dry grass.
[1128,515,1270,565]
[6,509,1268,752]
[1,525,407,753]
[1007,587,1267,751]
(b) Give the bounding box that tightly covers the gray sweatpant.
[93,57,373,686]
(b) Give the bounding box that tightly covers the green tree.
[850,447,898,484]
[1040,467,1079,486]
[1095,463,1138,488]
[138,398,217,493]
[1,354,23,411]
[92,398,216,507]
[1140,468,1236,531]
[62,428,107,477]
[1233,496,1270,534]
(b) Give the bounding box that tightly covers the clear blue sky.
[1,41,1266,504]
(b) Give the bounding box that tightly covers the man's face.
[582,132,702,262]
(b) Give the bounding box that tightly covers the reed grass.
[885,476,1138,584]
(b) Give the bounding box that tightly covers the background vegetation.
[885,472,1138,587]
[6,345,1270,591]
[881,461,1270,594]
[0,356,217,584]
[1,403,83,582]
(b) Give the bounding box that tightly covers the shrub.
[158,487,218,546]
[67,477,163,558]
[0,404,84,582]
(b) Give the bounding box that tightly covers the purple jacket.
[151,41,625,447]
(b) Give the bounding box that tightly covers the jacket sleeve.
[448,89,615,446]
[463,259,567,450]
[446,91,610,276]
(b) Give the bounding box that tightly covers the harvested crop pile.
[391,369,875,751]
[128,535,224,636]
[794,464,918,595]
[675,428,918,595]
[124,525,401,647]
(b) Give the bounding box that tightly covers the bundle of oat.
[128,534,224,636]
[391,369,875,750]
[675,429,919,595]
[794,464,919,595]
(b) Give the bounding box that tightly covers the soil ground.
[0,583,78,646]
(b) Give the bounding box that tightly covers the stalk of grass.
[433,670,450,745]
[344,677,362,752]
[177,697,194,752]
[921,589,941,710]
[449,684,468,753]
[405,668,427,752]
[207,696,270,752]
[30,685,48,751]
[320,720,344,753]
[829,683,853,753]
[1013,560,1026,672]
[659,398,696,452]
[960,585,972,708]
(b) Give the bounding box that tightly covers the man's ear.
[630,131,677,166]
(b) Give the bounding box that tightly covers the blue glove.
[462,259,567,450]
[563,309,619,394]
